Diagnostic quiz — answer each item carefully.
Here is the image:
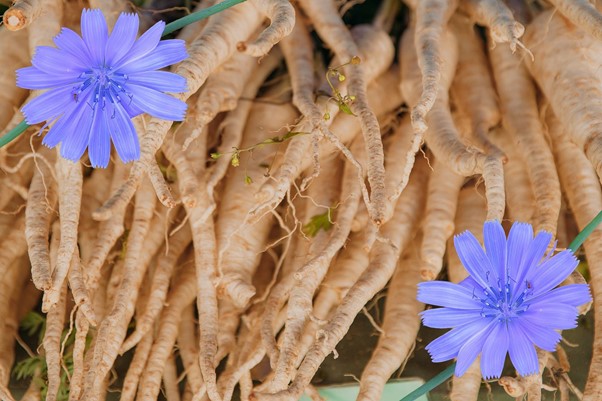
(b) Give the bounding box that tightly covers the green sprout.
[302,208,335,237]
[324,57,362,118]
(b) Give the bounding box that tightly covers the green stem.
[568,210,602,252]
[399,363,456,401]
[0,0,246,149]
[401,211,602,401]
[0,120,29,148]
[162,0,246,36]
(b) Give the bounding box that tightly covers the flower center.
[477,279,532,323]
[71,66,131,111]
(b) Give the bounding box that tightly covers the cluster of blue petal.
[16,9,188,168]
[418,221,591,380]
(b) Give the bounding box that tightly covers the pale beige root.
[458,0,525,50]
[83,180,164,401]
[26,0,62,52]
[88,0,128,27]
[270,156,346,391]
[446,184,487,397]
[94,2,264,221]
[284,126,412,365]
[239,0,295,57]
[0,214,28,271]
[404,0,458,137]
[85,160,130,291]
[548,111,602,401]
[419,159,465,281]
[450,14,502,154]
[205,49,282,198]
[67,247,96,325]
[0,27,29,131]
[178,0,217,45]
[296,0,390,224]
[2,0,43,30]
[489,127,535,222]
[253,158,429,401]
[489,31,560,235]
[524,10,602,188]
[148,159,176,208]
[78,166,113,267]
[137,262,197,401]
[119,269,155,401]
[251,23,393,225]
[189,209,221,401]
[42,156,82,312]
[356,239,423,401]
[177,303,204,395]
[163,354,182,401]
[215,100,298,309]
[499,376,526,398]
[450,357,482,401]
[120,221,191,353]
[0,255,30,398]
[548,0,602,41]
[120,333,153,401]
[42,282,67,401]
[401,24,505,222]
[291,230,372,372]
[68,308,89,401]
[183,48,272,149]
[25,153,58,290]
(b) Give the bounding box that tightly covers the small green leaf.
[302,209,334,237]
[338,102,355,116]
[210,152,221,159]
[20,311,46,344]
[13,356,44,380]
[244,174,253,185]
[282,131,307,140]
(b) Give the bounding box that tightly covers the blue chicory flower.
[16,9,188,168]
[418,221,591,380]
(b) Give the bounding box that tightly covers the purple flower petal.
[528,250,579,297]
[417,282,482,310]
[127,71,187,93]
[426,318,493,363]
[120,39,187,73]
[527,284,591,307]
[506,222,533,281]
[22,86,76,124]
[58,99,95,161]
[113,20,165,69]
[43,90,92,148]
[514,230,552,295]
[31,46,87,76]
[53,27,93,66]
[480,322,509,379]
[81,9,108,65]
[483,220,507,285]
[108,101,140,163]
[455,321,496,376]
[454,230,497,289]
[421,308,482,329]
[105,13,139,66]
[127,83,186,121]
[515,319,561,352]
[522,302,579,330]
[17,67,78,90]
[88,108,111,168]
[508,321,539,377]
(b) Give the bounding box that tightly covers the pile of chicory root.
[1,0,602,400]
